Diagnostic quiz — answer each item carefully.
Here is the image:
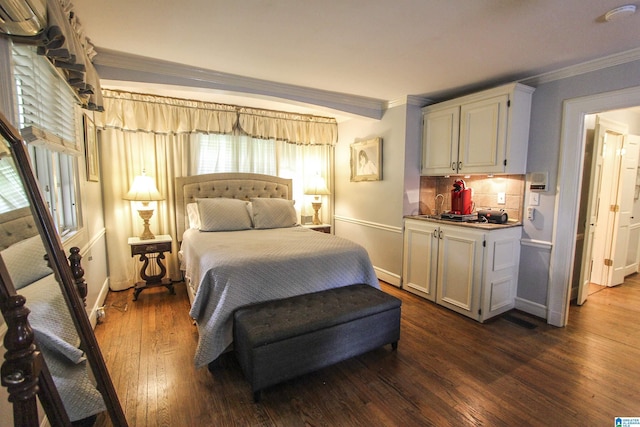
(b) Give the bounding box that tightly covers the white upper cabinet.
[421,105,460,173]
[421,83,534,175]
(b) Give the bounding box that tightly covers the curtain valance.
[0,0,104,111]
[99,90,338,146]
[238,107,338,146]
[100,90,238,135]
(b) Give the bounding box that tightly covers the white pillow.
[196,198,253,231]
[250,198,297,229]
[186,202,201,229]
[0,235,52,290]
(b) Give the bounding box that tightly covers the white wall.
[334,101,423,285]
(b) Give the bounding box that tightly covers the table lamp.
[124,171,164,240]
[304,174,330,225]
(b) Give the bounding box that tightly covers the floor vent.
[502,313,537,329]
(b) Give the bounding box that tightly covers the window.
[28,145,78,235]
[0,155,29,214]
[195,133,331,207]
[197,133,277,175]
[10,44,81,236]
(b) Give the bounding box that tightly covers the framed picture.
[83,114,99,182]
[350,137,382,182]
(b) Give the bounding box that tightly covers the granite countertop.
[405,214,522,230]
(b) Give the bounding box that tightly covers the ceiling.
[71,0,640,119]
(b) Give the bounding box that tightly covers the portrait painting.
[350,137,382,182]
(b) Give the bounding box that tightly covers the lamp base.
[137,208,156,240]
[311,202,322,225]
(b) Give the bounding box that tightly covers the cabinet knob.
[451,161,456,171]
[458,161,463,170]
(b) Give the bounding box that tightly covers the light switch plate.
[530,192,540,206]
[497,192,506,204]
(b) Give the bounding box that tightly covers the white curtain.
[193,133,333,222]
[100,129,191,290]
[98,90,337,291]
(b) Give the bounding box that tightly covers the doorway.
[573,112,640,306]
[551,85,640,327]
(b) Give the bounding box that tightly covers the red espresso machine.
[450,179,473,215]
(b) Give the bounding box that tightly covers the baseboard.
[374,266,400,287]
[89,277,110,328]
[514,297,547,319]
[546,309,565,327]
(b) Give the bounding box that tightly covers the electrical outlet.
[497,192,506,204]
[527,207,535,220]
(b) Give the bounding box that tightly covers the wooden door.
[613,134,640,283]
[576,123,606,304]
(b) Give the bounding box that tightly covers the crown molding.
[92,46,640,121]
[386,95,433,110]
[93,48,386,119]
[521,47,640,86]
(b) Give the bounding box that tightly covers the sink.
[416,214,441,220]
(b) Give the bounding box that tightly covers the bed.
[0,208,106,422]
[175,173,380,369]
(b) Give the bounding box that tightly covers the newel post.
[68,247,87,306]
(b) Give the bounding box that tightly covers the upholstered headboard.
[175,173,293,237]
[0,206,38,251]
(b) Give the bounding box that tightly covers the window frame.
[6,42,84,239]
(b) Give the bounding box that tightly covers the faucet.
[434,194,444,215]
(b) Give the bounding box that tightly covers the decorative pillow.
[186,202,201,229]
[196,198,253,231]
[250,198,297,229]
[0,235,52,289]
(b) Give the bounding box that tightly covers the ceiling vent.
[0,0,47,36]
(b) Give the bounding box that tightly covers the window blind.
[9,43,80,234]
[11,44,77,145]
[0,156,29,213]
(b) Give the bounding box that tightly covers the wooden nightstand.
[302,224,331,234]
[128,235,174,301]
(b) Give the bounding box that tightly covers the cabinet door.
[458,94,509,174]
[421,106,460,175]
[436,226,484,320]
[402,220,438,301]
[480,229,521,321]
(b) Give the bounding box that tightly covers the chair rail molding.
[333,215,402,234]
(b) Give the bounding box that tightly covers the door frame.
[549,85,640,327]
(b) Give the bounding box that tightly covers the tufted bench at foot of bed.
[233,283,402,402]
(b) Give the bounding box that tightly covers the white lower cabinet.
[402,220,439,301]
[402,218,521,322]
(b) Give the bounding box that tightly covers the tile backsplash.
[419,175,525,222]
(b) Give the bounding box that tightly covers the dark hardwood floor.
[93,276,640,426]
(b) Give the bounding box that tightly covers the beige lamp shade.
[124,173,163,240]
[123,174,164,202]
[304,175,330,196]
